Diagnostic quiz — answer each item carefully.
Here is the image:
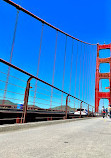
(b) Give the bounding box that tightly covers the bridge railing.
[0,0,96,124]
[0,61,28,123]
[0,58,94,123]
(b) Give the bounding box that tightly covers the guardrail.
[0,58,94,123]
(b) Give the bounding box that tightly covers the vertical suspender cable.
[89,45,91,105]
[84,45,87,105]
[74,41,78,110]
[82,44,85,107]
[94,45,97,108]
[50,31,58,109]
[78,42,82,100]
[86,47,90,103]
[89,45,94,106]
[90,45,95,107]
[69,39,74,107]
[87,45,90,106]
[33,23,44,107]
[88,45,91,106]
[2,10,19,105]
[61,35,67,110]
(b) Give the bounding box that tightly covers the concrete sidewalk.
[1,117,110,158]
[0,117,93,133]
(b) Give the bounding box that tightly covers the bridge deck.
[0,117,111,158]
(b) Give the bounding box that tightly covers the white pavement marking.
[0,118,111,158]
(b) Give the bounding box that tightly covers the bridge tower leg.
[95,43,111,112]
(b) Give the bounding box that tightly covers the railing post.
[80,101,83,118]
[65,94,69,119]
[23,77,33,123]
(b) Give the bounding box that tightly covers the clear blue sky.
[0,0,111,110]
[14,0,111,44]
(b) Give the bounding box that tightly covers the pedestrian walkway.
[0,118,111,158]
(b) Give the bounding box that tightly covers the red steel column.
[109,47,111,105]
[95,43,111,112]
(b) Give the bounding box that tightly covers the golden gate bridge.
[0,0,110,124]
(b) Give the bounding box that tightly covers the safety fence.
[0,58,94,123]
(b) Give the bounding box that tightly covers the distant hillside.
[0,100,77,111]
[51,105,76,111]
[0,100,40,108]
[0,99,16,105]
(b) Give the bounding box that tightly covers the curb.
[0,117,94,133]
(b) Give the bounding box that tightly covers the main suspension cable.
[3,0,97,46]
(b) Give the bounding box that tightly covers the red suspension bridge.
[0,0,110,124]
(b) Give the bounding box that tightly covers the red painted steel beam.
[3,0,96,45]
[98,92,110,99]
[0,58,94,107]
[98,44,111,50]
[99,57,111,63]
[99,73,110,79]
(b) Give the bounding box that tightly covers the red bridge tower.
[95,43,111,112]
